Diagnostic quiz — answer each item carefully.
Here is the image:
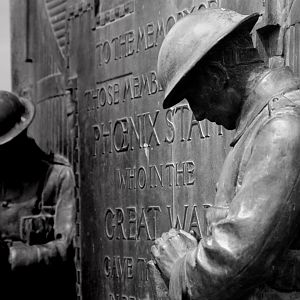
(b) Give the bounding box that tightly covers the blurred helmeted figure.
[0,91,76,300]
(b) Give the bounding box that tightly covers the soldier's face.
[186,84,242,130]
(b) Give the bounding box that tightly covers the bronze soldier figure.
[151,8,300,300]
[0,91,76,299]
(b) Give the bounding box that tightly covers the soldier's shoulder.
[263,111,300,143]
[283,89,300,105]
[269,91,300,119]
[40,153,75,188]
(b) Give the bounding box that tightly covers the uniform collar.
[231,67,300,146]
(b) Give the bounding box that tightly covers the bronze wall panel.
[14,0,300,299]
[219,0,264,14]
[75,1,235,299]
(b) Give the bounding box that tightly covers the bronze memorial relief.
[151,7,300,300]
[11,1,230,298]
[75,1,228,299]
[9,0,300,299]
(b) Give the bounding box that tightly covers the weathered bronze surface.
[0,91,76,300]
[152,7,300,300]
[69,1,240,299]
[10,0,300,299]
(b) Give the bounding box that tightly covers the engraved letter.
[101,121,113,155]
[133,76,141,99]
[103,40,111,64]
[117,168,127,189]
[105,209,115,240]
[148,110,161,146]
[175,162,186,186]
[92,124,101,156]
[137,166,147,189]
[127,167,137,190]
[146,22,155,49]
[119,33,126,59]
[165,163,175,186]
[165,108,175,144]
[104,256,111,277]
[187,115,205,141]
[150,71,158,95]
[127,257,134,279]
[140,74,151,96]
[150,164,163,188]
[166,15,176,33]
[112,36,119,60]
[99,87,107,107]
[126,30,135,56]
[124,77,133,101]
[137,208,151,240]
[155,20,165,46]
[116,208,126,240]
[127,207,137,240]
[136,27,146,53]
[175,104,190,142]
[148,206,161,239]
[188,205,201,234]
[114,83,120,104]
[113,118,129,152]
[107,84,113,105]
[167,205,189,229]
[186,161,195,185]
[129,116,143,150]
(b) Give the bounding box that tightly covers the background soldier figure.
[151,8,300,300]
[0,91,76,300]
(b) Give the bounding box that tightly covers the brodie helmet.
[157,8,259,109]
[0,91,35,145]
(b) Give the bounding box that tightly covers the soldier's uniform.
[169,67,300,300]
[0,139,76,300]
[153,8,300,300]
[0,91,76,300]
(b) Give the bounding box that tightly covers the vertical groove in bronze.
[25,0,33,62]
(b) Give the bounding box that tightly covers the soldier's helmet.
[0,91,35,145]
[157,8,260,109]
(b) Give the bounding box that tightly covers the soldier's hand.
[151,228,198,280]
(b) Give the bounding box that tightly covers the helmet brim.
[0,97,35,145]
[162,12,260,109]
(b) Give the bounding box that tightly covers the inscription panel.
[77,0,233,299]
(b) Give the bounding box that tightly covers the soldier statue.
[0,91,76,299]
[151,8,300,300]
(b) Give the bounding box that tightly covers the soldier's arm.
[9,166,76,270]
[168,115,300,300]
